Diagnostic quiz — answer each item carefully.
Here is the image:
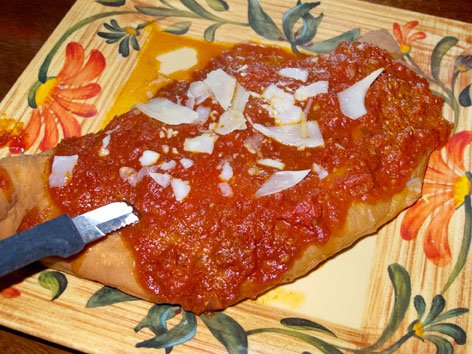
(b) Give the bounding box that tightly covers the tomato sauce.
[49,41,451,313]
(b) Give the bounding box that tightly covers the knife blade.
[0,202,138,278]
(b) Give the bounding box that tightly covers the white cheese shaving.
[183,133,217,154]
[294,81,329,101]
[312,162,328,179]
[139,150,160,166]
[218,182,233,197]
[98,135,111,157]
[204,69,236,110]
[250,120,324,148]
[255,170,311,197]
[159,160,177,171]
[214,110,247,135]
[49,155,79,188]
[278,67,308,82]
[156,47,198,75]
[257,158,285,170]
[149,172,171,188]
[219,162,233,181]
[135,98,200,125]
[119,166,138,187]
[337,68,384,119]
[180,158,194,169]
[188,81,211,104]
[262,84,302,125]
[171,178,190,201]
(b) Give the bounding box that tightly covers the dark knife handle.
[0,214,85,278]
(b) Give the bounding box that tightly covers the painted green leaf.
[181,0,222,21]
[204,23,222,42]
[135,5,199,19]
[282,2,321,48]
[361,263,411,351]
[104,21,125,32]
[431,36,458,83]
[98,31,126,40]
[119,35,131,57]
[164,21,192,35]
[201,311,248,354]
[423,295,446,326]
[131,35,140,51]
[86,286,139,307]
[96,0,126,7]
[425,323,467,345]
[38,271,68,301]
[135,305,179,335]
[302,28,360,54]
[136,310,197,348]
[248,0,285,41]
[431,308,469,325]
[280,318,336,338]
[414,295,426,319]
[459,84,472,107]
[425,334,454,354]
[206,0,229,12]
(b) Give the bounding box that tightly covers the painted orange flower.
[401,131,472,266]
[1,286,21,298]
[22,42,106,152]
[393,21,426,54]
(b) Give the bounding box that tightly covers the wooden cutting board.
[0,0,471,353]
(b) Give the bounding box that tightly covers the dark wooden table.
[0,0,470,353]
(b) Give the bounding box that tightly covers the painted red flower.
[1,286,21,298]
[22,42,106,151]
[401,131,472,266]
[393,21,427,54]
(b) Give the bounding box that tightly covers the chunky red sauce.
[49,42,451,313]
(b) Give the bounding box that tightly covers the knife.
[0,202,138,278]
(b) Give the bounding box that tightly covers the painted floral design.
[401,131,472,266]
[393,20,426,54]
[1,286,21,298]
[23,42,105,151]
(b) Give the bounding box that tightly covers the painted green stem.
[441,179,472,295]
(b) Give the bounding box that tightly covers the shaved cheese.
[119,166,138,187]
[137,165,159,182]
[188,81,211,104]
[214,110,247,135]
[257,158,285,170]
[139,150,160,166]
[204,69,236,110]
[171,178,190,201]
[337,68,384,119]
[262,84,302,125]
[49,155,78,187]
[251,120,324,148]
[312,162,328,179]
[232,83,250,112]
[218,182,233,197]
[156,47,197,75]
[219,162,233,181]
[278,68,308,82]
[180,158,194,169]
[160,160,177,170]
[255,170,310,197]
[184,133,217,154]
[135,98,199,125]
[243,135,263,154]
[196,106,211,123]
[98,135,111,157]
[150,172,171,188]
[295,81,329,101]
